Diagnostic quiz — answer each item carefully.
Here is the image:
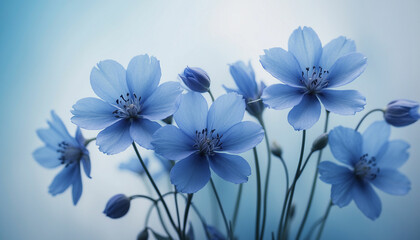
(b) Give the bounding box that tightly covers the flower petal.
[318,161,354,184]
[170,153,210,193]
[71,97,119,130]
[259,47,303,87]
[329,126,363,166]
[90,60,128,104]
[220,121,264,154]
[174,92,208,138]
[318,89,366,115]
[287,94,321,130]
[209,153,251,184]
[229,61,258,99]
[262,84,304,110]
[81,155,91,178]
[72,165,83,205]
[207,93,245,134]
[126,54,161,101]
[75,127,85,146]
[363,121,390,157]
[331,180,355,208]
[319,36,356,70]
[33,147,61,169]
[376,140,410,169]
[130,118,161,149]
[371,168,410,196]
[49,163,78,196]
[327,53,367,88]
[288,26,322,71]
[96,120,132,155]
[152,125,196,161]
[352,180,382,220]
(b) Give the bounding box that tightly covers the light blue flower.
[151,92,264,193]
[319,121,411,220]
[71,54,183,154]
[33,111,90,205]
[260,27,367,130]
[179,66,211,93]
[224,61,266,118]
[103,194,131,219]
[119,157,149,176]
[384,99,420,127]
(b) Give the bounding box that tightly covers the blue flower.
[384,99,420,127]
[33,111,90,205]
[103,194,131,219]
[260,27,367,130]
[206,225,225,240]
[71,54,183,154]
[179,66,211,93]
[224,61,266,118]
[319,121,411,220]
[151,92,264,193]
[119,157,149,176]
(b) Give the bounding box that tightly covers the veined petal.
[81,155,91,178]
[37,128,69,149]
[126,54,161,101]
[174,92,208,138]
[220,121,264,154]
[320,36,356,70]
[318,89,366,115]
[152,125,196,161]
[329,126,363,166]
[75,127,85,147]
[222,85,240,95]
[261,84,304,110]
[229,61,258,99]
[318,161,354,184]
[141,82,183,121]
[71,97,120,130]
[376,140,410,169]
[170,153,210,193]
[288,26,322,71]
[207,93,245,134]
[371,168,410,196]
[33,147,61,169]
[331,180,355,208]
[49,111,74,143]
[72,165,83,205]
[130,118,161,150]
[49,163,78,196]
[363,121,390,157]
[96,120,132,155]
[327,53,367,88]
[352,180,382,220]
[209,153,251,184]
[287,94,321,130]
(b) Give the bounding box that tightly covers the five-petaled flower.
[151,92,264,193]
[71,54,183,154]
[319,121,411,220]
[33,111,91,205]
[260,26,367,130]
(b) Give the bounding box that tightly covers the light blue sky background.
[1,0,420,239]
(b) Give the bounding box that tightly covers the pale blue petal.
[371,169,410,196]
[152,125,196,161]
[96,120,132,155]
[130,118,161,149]
[329,126,363,166]
[49,163,78,196]
[319,36,356,70]
[47,111,76,145]
[288,26,322,71]
[331,180,355,208]
[327,53,367,88]
[170,154,210,193]
[141,82,182,120]
[209,153,251,184]
[352,181,382,220]
[318,161,354,184]
[33,147,61,169]
[220,121,264,154]
[376,140,410,169]
[318,89,366,115]
[72,165,83,205]
[261,84,304,110]
[287,94,321,130]
[207,93,245,134]
[363,121,390,157]
[222,85,240,95]
[75,127,85,146]
[81,155,91,178]
[71,97,119,130]
[229,61,258,99]
[174,92,208,138]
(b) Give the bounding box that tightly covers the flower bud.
[103,194,131,219]
[384,99,420,127]
[271,141,283,158]
[179,67,211,93]
[311,133,328,151]
[137,228,149,240]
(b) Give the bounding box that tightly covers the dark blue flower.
[71,54,183,154]
[33,111,90,205]
[224,61,266,117]
[103,194,131,219]
[119,157,149,176]
[260,27,367,130]
[152,92,264,193]
[179,66,211,93]
[384,99,420,127]
[319,121,411,220]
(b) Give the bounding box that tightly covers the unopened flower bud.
[103,194,131,219]
[271,141,283,158]
[311,133,328,151]
[179,67,211,93]
[384,99,420,127]
[137,228,149,240]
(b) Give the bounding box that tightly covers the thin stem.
[253,147,262,240]
[129,194,155,202]
[315,201,333,240]
[232,183,243,231]
[174,189,181,230]
[156,201,173,239]
[303,218,323,240]
[84,137,96,146]
[276,155,290,240]
[144,200,173,239]
[355,108,384,131]
[298,151,315,179]
[208,90,215,102]
[210,178,230,238]
[182,194,194,238]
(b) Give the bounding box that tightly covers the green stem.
[210,178,230,238]
[84,137,96,146]
[355,108,384,131]
[208,90,215,102]
[315,201,333,240]
[253,147,262,240]
[182,194,194,238]
[232,183,243,231]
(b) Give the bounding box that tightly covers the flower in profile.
[319,121,411,220]
[384,99,420,127]
[260,26,367,130]
[179,66,211,93]
[103,194,131,219]
[152,92,264,193]
[33,111,90,205]
[224,61,266,118]
[71,54,183,154]
[119,157,149,176]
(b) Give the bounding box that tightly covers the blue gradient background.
[1,0,420,239]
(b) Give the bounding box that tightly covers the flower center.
[193,128,223,156]
[300,66,329,94]
[112,93,142,119]
[354,154,380,180]
[57,141,83,166]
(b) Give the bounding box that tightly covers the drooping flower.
[152,92,264,193]
[103,194,131,219]
[224,61,266,118]
[260,27,367,130]
[179,66,211,93]
[384,99,420,127]
[71,54,183,154]
[33,111,90,205]
[318,121,411,220]
[119,157,149,176]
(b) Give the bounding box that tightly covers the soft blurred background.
[1,0,419,239]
